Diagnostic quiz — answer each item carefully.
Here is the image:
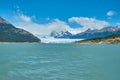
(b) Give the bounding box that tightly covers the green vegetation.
[75,34,120,44]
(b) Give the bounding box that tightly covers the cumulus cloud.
[14,14,82,38]
[69,17,109,30]
[19,14,32,22]
[13,14,109,38]
[107,10,116,16]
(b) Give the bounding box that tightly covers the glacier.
[40,37,82,43]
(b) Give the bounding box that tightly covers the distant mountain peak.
[50,27,120,39]
[50,30,72,38]
[86,28,91,32]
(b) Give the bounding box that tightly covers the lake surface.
[0,44,120,80]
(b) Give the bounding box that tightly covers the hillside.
[75,35,120,44]
[0,17,40,42]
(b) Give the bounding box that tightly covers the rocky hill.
[75,35,120,44]
[0,17,40,42]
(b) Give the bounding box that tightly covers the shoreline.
[0,42,41,44]
[75,37,120,44]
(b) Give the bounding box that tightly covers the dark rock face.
[0,17,40,42]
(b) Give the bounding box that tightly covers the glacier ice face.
[40,37,82,43]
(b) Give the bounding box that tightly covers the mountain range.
[50,27,120,39]
[0,17,40,42]
[1,16,120,43]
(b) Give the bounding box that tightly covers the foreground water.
[0,44,120,80]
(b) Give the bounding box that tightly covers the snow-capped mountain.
[50,26,120,39]
[50,31,73,38]
[72,26,120,39]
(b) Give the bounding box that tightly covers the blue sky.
[0,0,120,35]
[0,0,120,22]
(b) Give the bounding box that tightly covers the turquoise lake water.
[0,44,120,80]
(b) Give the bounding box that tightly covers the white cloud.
[69,17,109,30]
[13,14,110,39]
[107,10,116,16]
[14,14,82,38]
[19,14,32,22]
